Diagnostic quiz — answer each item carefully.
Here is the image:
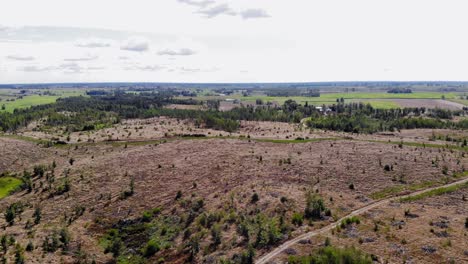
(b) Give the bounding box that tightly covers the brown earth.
[0,121,467,263]
[272,187,468,263]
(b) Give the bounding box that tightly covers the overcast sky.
[1,0,468,84]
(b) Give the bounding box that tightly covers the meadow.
[190,92,458,109]
[0,89,86,112]
[0,177,22,199]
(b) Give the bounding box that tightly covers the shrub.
[251,193,259,203]
[304,192,326,220]
[175,190,182,200]
[25,241,34,252]
[33,207,41,225]
[292,212,304,226]
[143,240,160,257]
[142,211,152,222]
[5,202,24,226]
[14,244,25,264]
[59,228,71,251]
[211,224,222,247]
[340,216,360,228]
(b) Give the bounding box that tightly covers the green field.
[189,92,457,109]
[0,177,22,199]
[1,95,60,112]
[0,90,86,113]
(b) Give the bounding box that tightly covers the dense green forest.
[0,92,466,134]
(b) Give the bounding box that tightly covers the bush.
[304,192,326,220]
[291,212,304,226]
[175,190,182,200]
[251,193,259,203]
[143,240,160,257]
[25,241,34,252]
[142,211,152,222]
[340,216,360,228]
[33,207,41,225]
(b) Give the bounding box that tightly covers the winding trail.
[256,177,468,264]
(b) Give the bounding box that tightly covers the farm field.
[1,95,60,112]
[187,92,462,110]
[0,89,86,112]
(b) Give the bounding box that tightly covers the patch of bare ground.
[164,104,204,110]
[0,137,54,172]
[391,99,466,110]
[279,187,468,263]
[17,117,331,144]
[0,132,466,263]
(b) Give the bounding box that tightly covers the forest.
[0,92,466,134]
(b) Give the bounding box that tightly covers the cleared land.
[1,118,467,263]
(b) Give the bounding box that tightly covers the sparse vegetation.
[288,246,372,264]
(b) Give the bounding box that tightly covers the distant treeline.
[265,88,320,97]
[0,93,466,134]
[387,88,412,94]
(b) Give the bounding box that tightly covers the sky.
[1,0,468,84]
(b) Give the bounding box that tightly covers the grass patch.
[0,133,48,144]
[400,182,468,202]
[350,100,400,109]
[370,181,440,200]
[288,245,372,264]
[364,139,468,152]
[0,177,22,199]
[1,95,60,113]
[448,99,468,106]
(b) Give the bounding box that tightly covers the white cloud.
[6,54,35,61]
[125,64,165,71]
[1,1,468,83]
[177,0,214,8]
[120,37,149,52]
[58,62,84,73]
[197,4,237,18]
[157,48,196,56]
[178,66,219,73]
[240,9,270,20]
[75,38,112,48]
[18,65,53,72]
[63,54,98,61]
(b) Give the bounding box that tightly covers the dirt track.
[255,177,468,264]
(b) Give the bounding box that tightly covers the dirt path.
[255,177,468,264]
